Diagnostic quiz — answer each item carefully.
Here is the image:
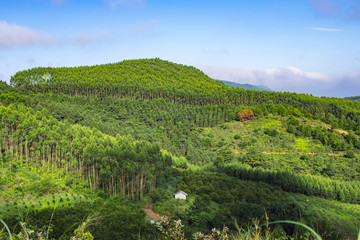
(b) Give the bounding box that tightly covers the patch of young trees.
[286,116,360,151]
[218,163,360,204]
[0,104,172,198]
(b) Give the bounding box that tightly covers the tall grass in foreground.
[0,215,95,240]
[1,215,359,239]
[157,217,360,240]
[0,217,13,240]
[268,221,321,240]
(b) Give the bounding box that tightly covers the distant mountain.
[344,96,360,102]
[217,79,272,91]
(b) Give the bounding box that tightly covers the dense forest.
[1,59,360,239]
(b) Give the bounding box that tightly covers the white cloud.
[0,20,114,48]
[200,65,360,97]
[105,0,145,9]
[310,27,343,32]
[0,20,53,48]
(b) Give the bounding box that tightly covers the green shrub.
[300,154,309,160]
[234,134,241,140]
[345,150,355,158]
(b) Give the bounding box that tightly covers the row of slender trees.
[0,104,172,198]
[218,163,360,204]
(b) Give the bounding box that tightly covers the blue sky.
[1,0,360,97]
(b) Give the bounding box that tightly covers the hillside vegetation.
[1,59,360,239]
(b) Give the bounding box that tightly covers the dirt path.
[143,203,162,221]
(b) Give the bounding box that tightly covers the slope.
[3,59,360,239]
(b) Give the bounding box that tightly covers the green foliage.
[71,222,94,240]
[3,59,360,239]
[156,218,186,240]
[345,150,355,158]
[263,128,278,137]
[290,193,360,239]
[0,104,172,197]
[269,220,323,240]
[10,58,360,133]
[218,163,360,203]
[177,170,287,206]
[28,94,235,164]
[268,202,302,235]
[0,92,27,106]
[233,134,241,140]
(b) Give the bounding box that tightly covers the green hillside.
[2,59,360,239]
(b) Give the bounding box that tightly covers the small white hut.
[174,190,188,200]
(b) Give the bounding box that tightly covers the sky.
[1,0,360,97]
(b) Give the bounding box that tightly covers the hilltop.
[1,59,360,239]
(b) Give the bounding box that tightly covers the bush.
[217,140,226,147]
[234,134,241,140]
[345,150,355,158]
[264,128,278,137]
[238,109,254,122]
[300,154,309,160]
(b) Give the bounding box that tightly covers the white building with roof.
[174,191,188,200]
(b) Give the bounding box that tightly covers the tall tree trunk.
[25,139,29,167]
[140,172,143,200]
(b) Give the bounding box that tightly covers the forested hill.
[9,58,360,133]
[10,58,227,103]
[3,60,360,239]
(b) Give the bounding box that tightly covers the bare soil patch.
[144,203,162,221]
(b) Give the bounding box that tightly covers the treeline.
[0,104,172,198]
[217,163,360,204]
[10,59,360,133]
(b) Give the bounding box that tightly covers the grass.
[269,220,322,240]
[157,215,360,239]
[0,217,13,240]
